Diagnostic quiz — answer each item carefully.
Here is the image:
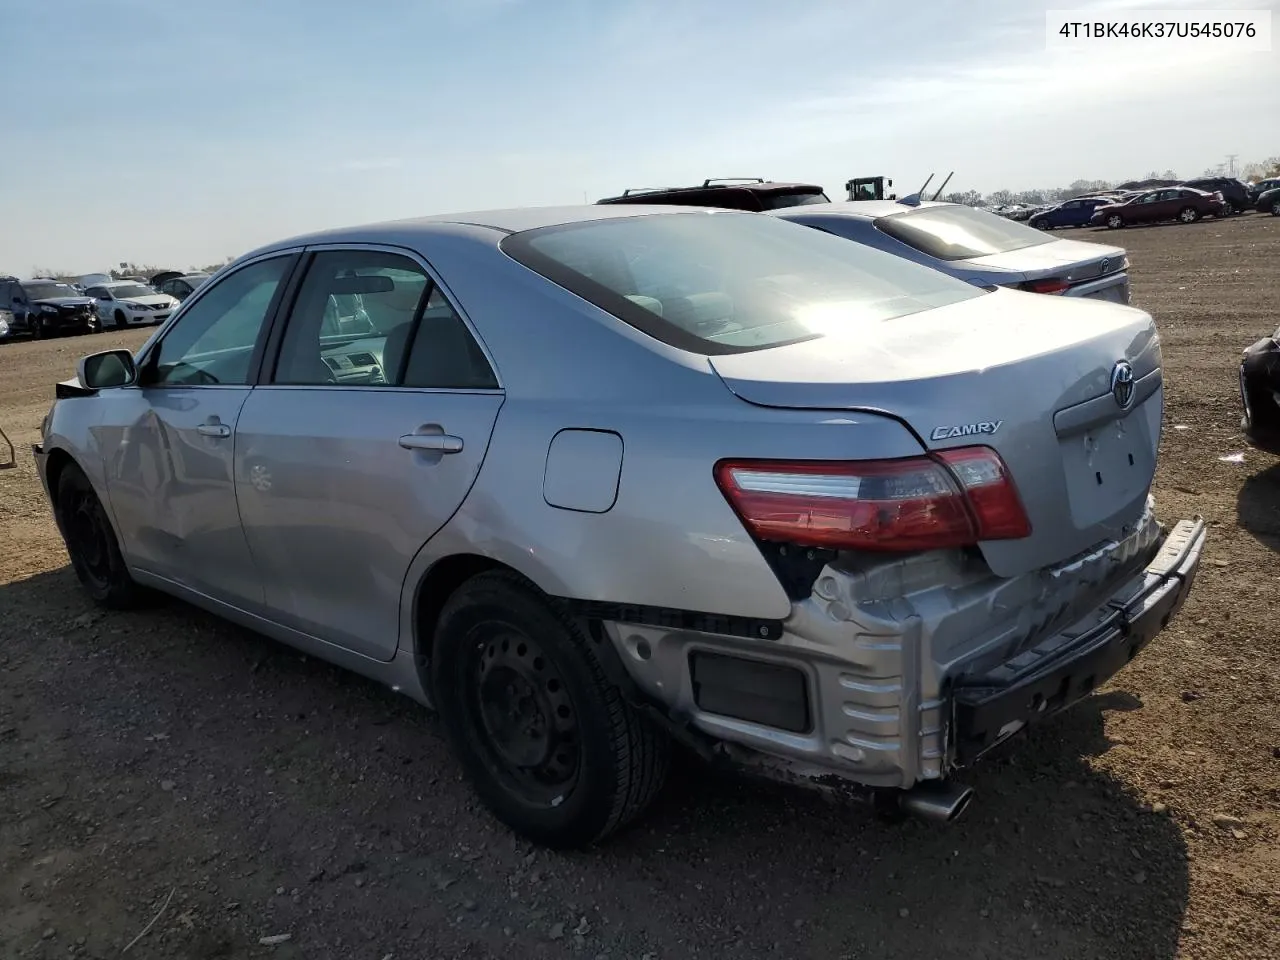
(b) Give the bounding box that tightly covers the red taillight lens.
[934,446,1032,540]
[1021,278,1070,295]
[714,446,1030,552]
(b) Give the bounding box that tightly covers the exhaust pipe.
[897,781,974,823]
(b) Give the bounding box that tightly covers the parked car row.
[0,270,213,341]
[36,189,1206,848]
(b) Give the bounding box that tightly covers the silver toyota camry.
[35,205,1205,848]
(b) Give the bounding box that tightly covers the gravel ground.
[2,215,1278,960]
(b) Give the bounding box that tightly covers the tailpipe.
[897,780,974,823]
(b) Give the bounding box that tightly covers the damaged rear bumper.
[600,504,1206,798]
[951,516,1206,763]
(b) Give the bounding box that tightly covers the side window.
[1063,201,1080,209]
[273,249,496,390]
[274,249,431,386]
[402,288,499,389]
[147,256,290,387]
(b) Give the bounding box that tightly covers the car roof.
[245,204,728,258]
[770,198,949,220]
[598,180,824,202]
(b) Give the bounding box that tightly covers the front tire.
[432,571,670,848]
[1179,206,1200,223]
[1106,214,1124,229]
[1271,199,1280,217]
[1031,218,1050,230]
[55,463,143,608]
[1220,201,1235,216]
[114,310,128,330]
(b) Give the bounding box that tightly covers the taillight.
[714,446,1030,553]
[1021,278,1070,295]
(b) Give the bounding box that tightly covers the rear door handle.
[196,423,231,439]
[399,433,463,454]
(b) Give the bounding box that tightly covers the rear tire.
[431,570,670,848]
[1179,206,1199,223]
[55,463,143,608]
[1220,201,1235,216]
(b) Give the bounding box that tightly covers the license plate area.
[1059,417,1153,527]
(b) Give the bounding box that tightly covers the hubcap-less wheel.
[1180,207,1199,223]
[470,628,580,804]
[432,571,670,847]
[1107,214,1123,229]
[65,485,114,593]
[55,464,144,608]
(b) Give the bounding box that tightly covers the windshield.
[874,205,1056,261]
[107,284,155,299]
[22,282,79,300]
[501,211,984,355]
[757,191,831,210]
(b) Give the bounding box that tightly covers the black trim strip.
[559,598,783,641]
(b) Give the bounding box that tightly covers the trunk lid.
[964,238,1127,286]
[708,287,1163,578]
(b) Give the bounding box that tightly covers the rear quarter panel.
[396,228,929,621]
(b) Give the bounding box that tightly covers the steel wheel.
[55,463,143,607]
[432,570,670,848]
[467,627,580,805]
[64,483,114,593]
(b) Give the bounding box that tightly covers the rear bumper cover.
[952,517,1205,762]
[602,506,1205,793]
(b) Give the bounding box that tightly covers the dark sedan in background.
[0,277,100,339]
[1089,187,1226,228]
[1254,184,1280,216]
[1029,197,1115,229]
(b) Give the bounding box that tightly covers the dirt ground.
[2,215,1278,960]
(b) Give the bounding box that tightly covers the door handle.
[197,423,231,439]
[399,433,463,454]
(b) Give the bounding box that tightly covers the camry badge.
[930,420,1004,442]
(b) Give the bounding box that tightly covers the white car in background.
[85,280,179,329]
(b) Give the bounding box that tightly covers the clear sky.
[3,0,1276,273]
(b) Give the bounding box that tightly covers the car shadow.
[1237,461,1280,552]
[0,567,1190,960]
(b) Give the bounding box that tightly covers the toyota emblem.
[1110,360,1135,410]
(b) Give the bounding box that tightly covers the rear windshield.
[757,191,831,210]
[500,211,984,355]
[874,205,1055,261]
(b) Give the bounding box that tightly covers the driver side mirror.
[78,350,138,390]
